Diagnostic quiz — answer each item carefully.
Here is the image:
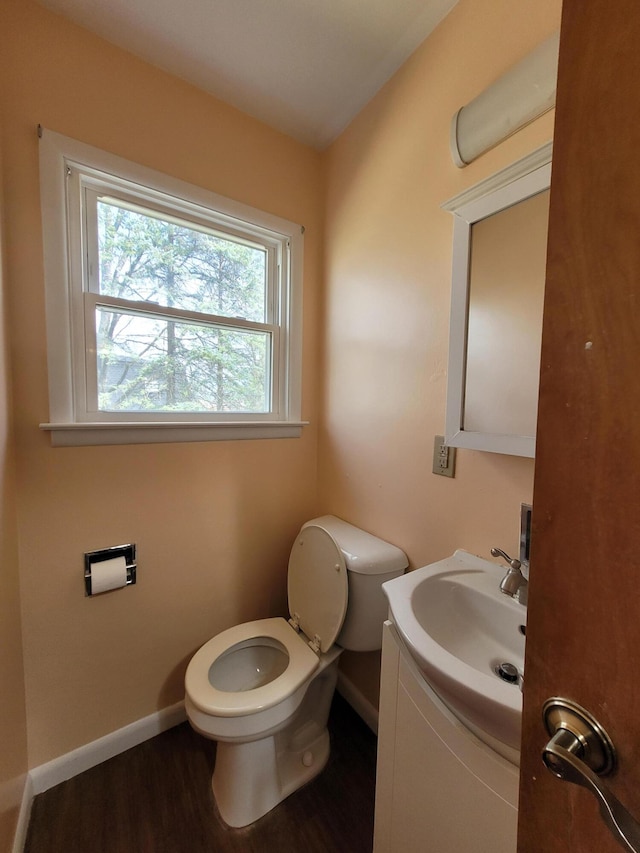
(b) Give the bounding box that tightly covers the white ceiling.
[37,0,458,149]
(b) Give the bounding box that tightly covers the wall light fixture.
[450,32,560,168]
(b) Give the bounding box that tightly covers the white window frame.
[38,129,305,446]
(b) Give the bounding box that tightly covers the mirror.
[442,143,552,457]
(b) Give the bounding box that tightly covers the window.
[38,130,304,446]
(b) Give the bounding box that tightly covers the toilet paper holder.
[84,544,137,596]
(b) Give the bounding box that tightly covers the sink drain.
[495,662,519,684]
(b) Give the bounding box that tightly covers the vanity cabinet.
[373,622,519,853]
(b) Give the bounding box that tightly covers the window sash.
[82,294,279,420]
[83,186,280,324]
[68,175,286,423]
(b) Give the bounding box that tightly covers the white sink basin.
[383,549,526,753]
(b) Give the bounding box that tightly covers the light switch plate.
[432,435,456,478]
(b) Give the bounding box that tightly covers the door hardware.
[542,697,640,852]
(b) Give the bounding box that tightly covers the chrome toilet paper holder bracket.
[84,543,137,596]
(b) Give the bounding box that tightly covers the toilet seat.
[185,617,319,718]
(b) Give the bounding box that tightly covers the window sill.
[39,420,307,447]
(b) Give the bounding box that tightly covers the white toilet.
[184,515,407,827]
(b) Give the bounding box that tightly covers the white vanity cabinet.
[373,621,519,853]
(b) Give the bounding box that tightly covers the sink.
[383,549,526,753]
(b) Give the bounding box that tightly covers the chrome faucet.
[491,547,528,604]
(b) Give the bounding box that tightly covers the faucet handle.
[490,547,522,570]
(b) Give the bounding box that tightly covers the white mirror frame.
[442,142,552,458]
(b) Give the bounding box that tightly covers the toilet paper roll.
[90,556,128,594]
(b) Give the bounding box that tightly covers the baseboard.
[336,671,379,735]
[29,701,187,796]
[11,774,33,853]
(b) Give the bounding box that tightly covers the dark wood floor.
[24,693,377,853]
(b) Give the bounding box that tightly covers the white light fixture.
[450,32,560,168]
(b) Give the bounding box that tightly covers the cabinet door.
[374,623,518,853]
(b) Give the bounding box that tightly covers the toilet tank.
[302,516,408,652]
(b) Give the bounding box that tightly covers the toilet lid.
[287,525,348,653]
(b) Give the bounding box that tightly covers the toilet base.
[211,653,340,827]
[212,727,330,827]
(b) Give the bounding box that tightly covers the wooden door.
[518,0,640,850]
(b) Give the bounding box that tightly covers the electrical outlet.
[432,435,456,478]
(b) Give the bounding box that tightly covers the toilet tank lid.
[301,515,408,575]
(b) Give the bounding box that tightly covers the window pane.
[96,199,267,322]
[95,308,270,413]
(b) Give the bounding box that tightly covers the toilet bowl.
[185,617,323,742]
[184,515,407,827]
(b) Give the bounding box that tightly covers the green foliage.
[95,200,270,413]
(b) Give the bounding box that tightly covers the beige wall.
[0,116,29,848]
[321,0,562,705]
[0,0,322,767]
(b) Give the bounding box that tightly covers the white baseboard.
[336,671,379,735]
[11,775,33,853]
[29,701,186,796]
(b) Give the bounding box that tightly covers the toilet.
[184,515,407,827]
